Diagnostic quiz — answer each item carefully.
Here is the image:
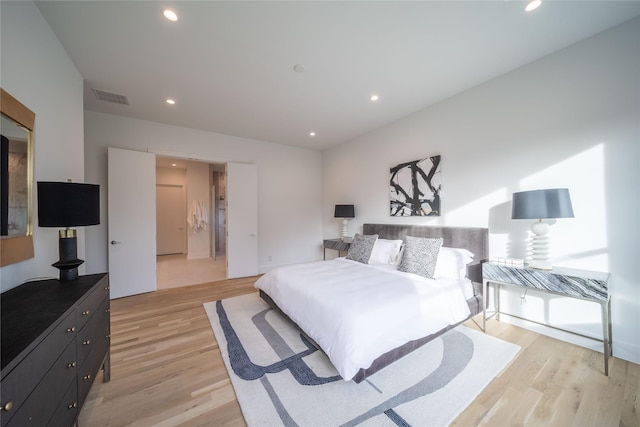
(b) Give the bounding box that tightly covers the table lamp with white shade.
[334,204,355,240]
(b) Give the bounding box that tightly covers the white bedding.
[254,257,472,381]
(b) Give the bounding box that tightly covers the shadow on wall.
[488,193,608,266]
[489,200,529,260]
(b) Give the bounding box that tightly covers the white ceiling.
[35,1,640,151]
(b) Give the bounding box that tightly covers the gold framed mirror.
[1,88,35,266]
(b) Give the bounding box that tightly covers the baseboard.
[500,316,640,365]
[614,341,640,365]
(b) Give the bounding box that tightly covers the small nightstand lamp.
[38,181,100,281]
[334,204,355,240]
[512,188,574,270]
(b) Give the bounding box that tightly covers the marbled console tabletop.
[482,262,612,375]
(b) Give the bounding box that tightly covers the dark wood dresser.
[1,273,110,427]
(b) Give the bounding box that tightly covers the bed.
[255,223,489,383]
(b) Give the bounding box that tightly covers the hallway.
[156,254,226,289]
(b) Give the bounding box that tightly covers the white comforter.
[254,258,472,381]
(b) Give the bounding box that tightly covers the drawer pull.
[82,310,90,316]
[83,340,91,345]
[66,327,76,333]
[1,401,13,412]
[67,361,77,368]
[68,402,77,409]
[83,374,92,380]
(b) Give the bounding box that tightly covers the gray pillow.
[346,234,378,264]
[398,236,443,279]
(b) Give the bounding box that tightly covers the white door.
[156,184,185,255]
[226,162,258,278]
[108,147,157,298]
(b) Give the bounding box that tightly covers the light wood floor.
[156,254,226,290]
[78,278,639,427]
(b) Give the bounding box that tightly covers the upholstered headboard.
[362,223,489,287]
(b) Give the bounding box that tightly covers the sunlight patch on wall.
[518,143,608,271]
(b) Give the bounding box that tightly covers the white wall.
[84,111,323,275]
[156,166,187,186]
[0,1,85,291]
[323,19,640,363]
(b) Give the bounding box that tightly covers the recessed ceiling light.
[525,0,542,12]
[293,64,305,73]
[309,132,316,137]
[166,99,176,105]
[163,9,178,21]
[370,94,379,102]
[171,163,177,167]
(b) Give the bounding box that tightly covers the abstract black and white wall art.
[390,155,441,216]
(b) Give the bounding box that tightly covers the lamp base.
[53,230,85,281]
[341,218,349,240]
[527,219,552,270]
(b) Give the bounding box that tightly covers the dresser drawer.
[45,380,78,427]
[0,312,76,427]
[78,299,110,406]
[77,297,110,368]
[76,277,109,331]
[4,342,77,427]
[78,338,108,406]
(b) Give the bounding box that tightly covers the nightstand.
[482,263,611,375]
[323,238,351,260]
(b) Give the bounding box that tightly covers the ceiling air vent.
[92,88,130,105]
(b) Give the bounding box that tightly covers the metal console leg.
[601,298,612,376]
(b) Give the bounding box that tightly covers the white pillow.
[368,239,403,265]
[434,247,474,279]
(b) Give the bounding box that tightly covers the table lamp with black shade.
[511,188,574,270]
[37,181,100,281]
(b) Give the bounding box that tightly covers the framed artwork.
[390,155,441,216]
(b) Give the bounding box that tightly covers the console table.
[323,238,351,260]
[1,273,110,426]
[482,263,611,375]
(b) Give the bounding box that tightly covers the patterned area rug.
[204,293,520,427]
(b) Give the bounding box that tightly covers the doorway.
[155,156,227,289]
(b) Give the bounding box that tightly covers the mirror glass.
[0,88,35,267]
[1,113,31,238]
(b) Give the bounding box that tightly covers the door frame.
[153,150,230,276]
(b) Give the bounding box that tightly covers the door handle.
[110,240,121,245]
